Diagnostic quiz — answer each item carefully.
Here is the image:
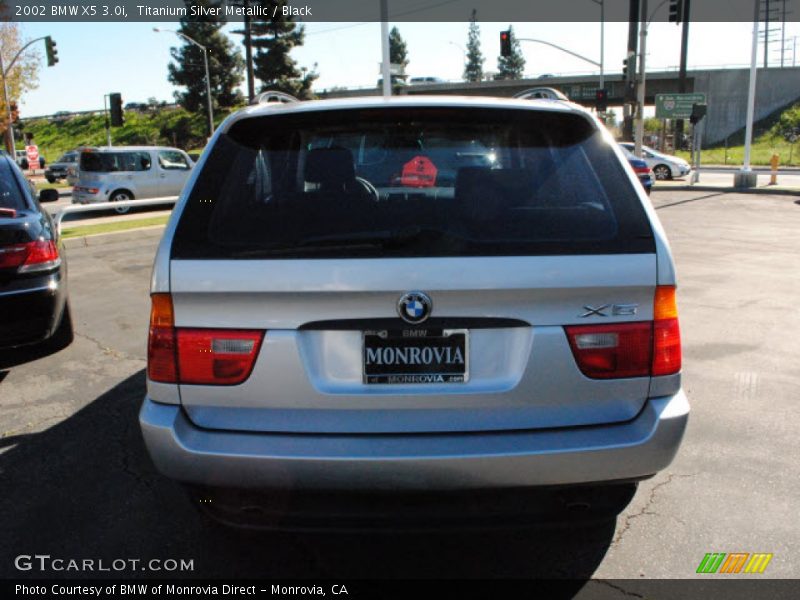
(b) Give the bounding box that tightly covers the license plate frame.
[362,328,469,385]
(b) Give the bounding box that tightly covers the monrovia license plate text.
[363,329,468,384]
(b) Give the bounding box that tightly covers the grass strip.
[62,215,169,239]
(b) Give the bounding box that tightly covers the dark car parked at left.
[0,155,72,353]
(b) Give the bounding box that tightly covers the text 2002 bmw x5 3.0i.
[139,96,688,529]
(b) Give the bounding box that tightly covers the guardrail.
[53,196,179,235]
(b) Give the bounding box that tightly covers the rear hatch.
[163,105,659,435]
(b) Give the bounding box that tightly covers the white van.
[72,146,194,213]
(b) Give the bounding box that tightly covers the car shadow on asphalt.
[654,192,727,210]
[0,369,616,582]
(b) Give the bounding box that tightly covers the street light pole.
[154,28,214,137]
[447,41,466,71]
[202,46,213,136]
[0,36,49,154]
[516,38,601,69]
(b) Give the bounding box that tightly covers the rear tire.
[109,190,133,214]
[46,175,56,184]
[653,164,672,180]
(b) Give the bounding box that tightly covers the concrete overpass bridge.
[320,67,800,146]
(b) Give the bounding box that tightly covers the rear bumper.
[140,390,689,492]
[0,273,66,348]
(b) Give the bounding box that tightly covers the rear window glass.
[80,151,151,172]
[172,107,654,259]
[0,161,28,211]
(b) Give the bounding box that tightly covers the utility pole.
[635,0,648,157]
[764,0,769,68]
[230,0,255,103]
[590,0,605,90]
[623,0,640,142]
[676,0,691,150]
[735,0,760,188]
[244,10,254,102]
[380,0,391,98]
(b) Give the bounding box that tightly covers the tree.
[250,1,318,99]
[645,117,662,133]
[496,25,525,80]
[771,103,800,163]
[463,10,483,82]
[167,0,245,115]
[389,26,409,75]
[0,23,41,137]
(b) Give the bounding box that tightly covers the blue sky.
[17,20,794,117]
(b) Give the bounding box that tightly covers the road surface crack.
[593,580,646,598]
[613,473,697,546]
[74,331,145,363]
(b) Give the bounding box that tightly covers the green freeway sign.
[655,93,707,119]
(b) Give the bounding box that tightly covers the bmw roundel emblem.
[397,291,433,325]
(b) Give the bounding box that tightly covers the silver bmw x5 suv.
[140,96,688,528]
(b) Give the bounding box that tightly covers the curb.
[63,225,166,250]
[652,185,800,196]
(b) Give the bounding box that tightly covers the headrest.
[305,148,355,185]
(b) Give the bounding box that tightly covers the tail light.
[148,293,178,383]
[652,285,681,376]
[147,293,263,385]
[565,286,681,379]
[633,165,652,176]
[0,240,60,272]
[566,322,652,379]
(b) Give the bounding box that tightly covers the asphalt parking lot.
[1,190,798,584]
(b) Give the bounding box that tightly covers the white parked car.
[619,143,691,180]
[71,146,194,213]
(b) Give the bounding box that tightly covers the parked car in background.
[620,145,654,195]
[0,155,72,352]
[140,96,688,530]
[619,142,690,180]
[44,150,79,183]
[72,146,194,214]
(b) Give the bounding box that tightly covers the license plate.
[363,329,468,384]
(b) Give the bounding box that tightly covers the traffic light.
[109,93,124,127]
[689,103,707,125]
[9,102,19,123]
[500,30,511,57]
[622,57,630,78]
[668,0,683,24]
[45,36,58,67]
[595,89,608,112]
